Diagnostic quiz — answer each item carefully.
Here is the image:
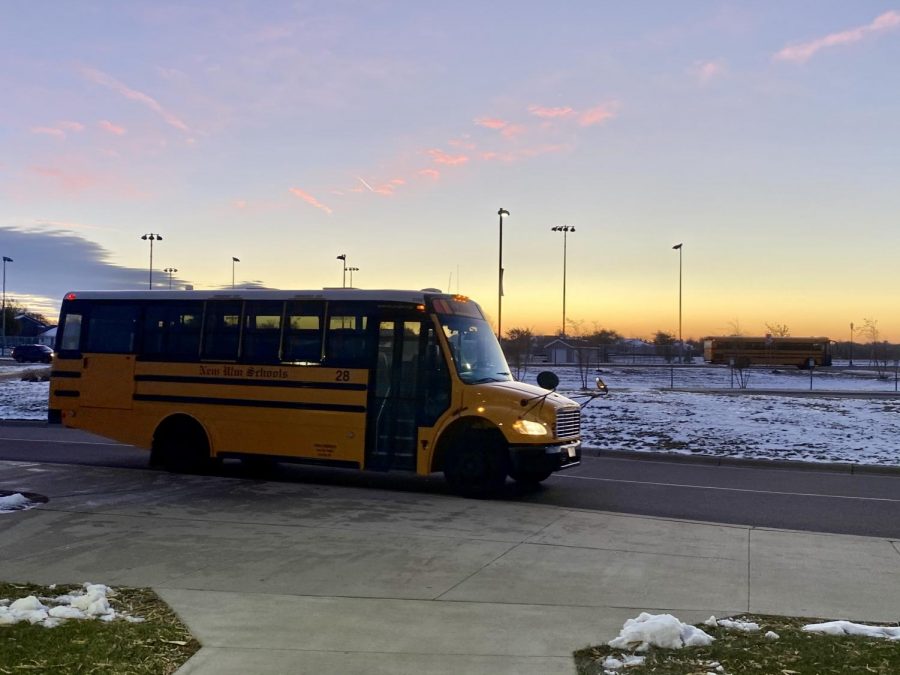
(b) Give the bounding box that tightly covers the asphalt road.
[1,423,899,539]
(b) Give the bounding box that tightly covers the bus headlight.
[512,419,549,436]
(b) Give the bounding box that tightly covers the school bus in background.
[703,336,832,368]
[49,289,581,494]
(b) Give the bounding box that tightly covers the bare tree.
[653,330,675,363]
[764,322,790,337]
[566,318,595,389]
[861,318,890,377]
[727,319,743,337]
[502,327,534,380]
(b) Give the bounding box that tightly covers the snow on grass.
[519,366,900,467]
[802,620,900,640]
[607,612,715,652]
[0,583,144,627]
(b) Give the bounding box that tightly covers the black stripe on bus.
[134,374,367,391]
[54,390,80,398]
[133,393,366,414]
[51,371,81,379]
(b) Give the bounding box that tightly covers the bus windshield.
[438,314,512,384]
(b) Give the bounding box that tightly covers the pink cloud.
[30,166,98,193]
[81,66,190,132]
[31,126,66,138]
[99,120,127,135]
[233,199,248,209]
[481,143,570,163]
[693,59,727,84]
[390,178,406,185]
[428,149,469,165]
[528,105,576,119]
[30,121,85,139]
[448,137,477,150]
[578,102,618,127]
[419,168,440,179]
[289,187,333,215]
[475,117,509,130]
[774,10,900,63]
[501,123,526,138]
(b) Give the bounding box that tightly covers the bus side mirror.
[596,377,608,394]
[536,371,559,391]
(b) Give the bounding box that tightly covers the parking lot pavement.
[2,459,900,674]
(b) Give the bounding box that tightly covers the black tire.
[152,420,211,474]
[509,467,553,486]
[444,434,508,497]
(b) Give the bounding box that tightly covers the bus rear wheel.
[444,435,508,497]
[151,416,212,474]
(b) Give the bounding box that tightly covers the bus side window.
[85,303,140,354]
[242,301,283,363]
[141,302,203,360]
[324,302,371,367]
[283,301,324,363]
[202,301,242,361]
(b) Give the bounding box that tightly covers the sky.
[2,1,900,341]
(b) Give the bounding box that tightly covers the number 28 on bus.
[49,289,581,495]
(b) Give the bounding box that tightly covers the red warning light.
[64,292,77,301]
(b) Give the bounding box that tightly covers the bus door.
[367,316,451,471]
[79,303,139,410]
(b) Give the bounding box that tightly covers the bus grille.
[555,407,581,438]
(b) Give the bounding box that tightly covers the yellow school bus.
[703,336,832,368]
[49,289,581,493]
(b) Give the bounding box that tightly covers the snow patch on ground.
[608,612,715,652]
[803,620,900,640]
[0,492,31,512]
[0,583,144,627]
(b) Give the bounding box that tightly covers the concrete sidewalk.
[2,460,900,674]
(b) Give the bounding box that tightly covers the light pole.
[497,208,509,340]
[673,243,683,363]
[163,267,177,290]
[231,257,240,289]
[849,322,854,367]
[2,256,12,355]
[140,233,162,289]
[336,254,347,288]
[347,266,359,287]
[550,226,575,336]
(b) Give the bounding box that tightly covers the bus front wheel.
[444,435,508,497]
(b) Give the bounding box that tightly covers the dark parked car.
[11,344,53,363]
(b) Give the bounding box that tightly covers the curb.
[583,447,900,476]
[0,419,48,427]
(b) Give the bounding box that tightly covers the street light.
[497,208,509,340]
[140,233,162,289]
[336,254,347,288]
[673,243,683,363]
[2,256,12,355]
[550,226,575,337]
[347,266,359,287]
[232,257,240,289]
[163,267,178,290]
[849,322,854,367]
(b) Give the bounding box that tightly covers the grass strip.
[574,613,900,675]
[0,582,199,675]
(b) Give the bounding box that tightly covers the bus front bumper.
[509,440,581,474]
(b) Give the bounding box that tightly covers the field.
[2,362,898,468]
